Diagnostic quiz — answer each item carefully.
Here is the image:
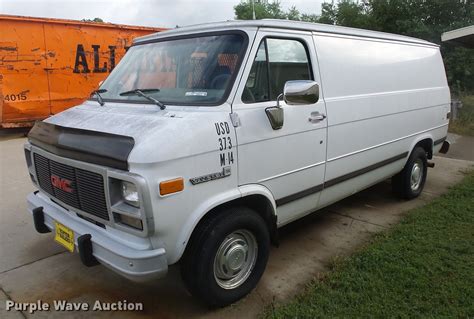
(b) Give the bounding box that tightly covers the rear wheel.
[180,207,270,307]
[392,146,428,199]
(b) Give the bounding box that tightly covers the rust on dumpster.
[0,14,166,128]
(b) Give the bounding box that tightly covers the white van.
[24,20,451,306]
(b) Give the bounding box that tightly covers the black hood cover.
[28,121,135,171]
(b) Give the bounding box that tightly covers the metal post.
[451,99,463,120]
[252,0,256,20]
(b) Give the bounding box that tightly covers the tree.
[234,0,286,20]
[337,0,369,28]
[318,2,337,25]
[82,18,104,23]
[234,0,317,22]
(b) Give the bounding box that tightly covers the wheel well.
[189,195,278,248]
[414,138,433,159]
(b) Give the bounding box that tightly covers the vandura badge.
[189,167,231,185]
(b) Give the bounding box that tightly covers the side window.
[242,38,312,103]
[266,38,312,100]
[242,41,269,103]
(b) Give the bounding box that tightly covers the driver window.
[242,38,312,104]
[242,41,269,103]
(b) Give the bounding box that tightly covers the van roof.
[134,19,436,47]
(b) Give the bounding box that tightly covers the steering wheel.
[242,86,255,103]
[210,74,231,90]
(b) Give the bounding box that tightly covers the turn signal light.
[159,178,184,195]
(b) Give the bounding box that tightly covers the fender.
[171,188,241,264]
[170,184,277,264]
[238,183,277,215]
[408,132,434,161]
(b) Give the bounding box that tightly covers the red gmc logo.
[51,175,73,193]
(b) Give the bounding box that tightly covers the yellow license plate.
[54,222,75,252]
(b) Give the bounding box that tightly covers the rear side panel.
[314,32,450,208]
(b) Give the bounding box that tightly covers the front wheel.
[392,146,428,199]
[180,207,270,307]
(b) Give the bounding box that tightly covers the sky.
[0,0,327,28]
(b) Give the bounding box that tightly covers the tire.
[180,207,270,307]
[392,146,428,199]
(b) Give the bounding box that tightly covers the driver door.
[232,30,327,226]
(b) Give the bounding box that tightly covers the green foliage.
[337,0,370,28]
[233,0,474,93]
[234,0,318,22]
[82,18,104,23]
[265,170,474,318]
[443,46,474,96]
[234,1,285,20]
[318,2,337,24]
[449,95,474,136]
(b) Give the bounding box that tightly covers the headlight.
[121,181,140,208]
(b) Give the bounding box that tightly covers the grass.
[449,95,474,136]
[264,170,474,318]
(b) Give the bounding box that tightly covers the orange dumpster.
[0,15,166,128]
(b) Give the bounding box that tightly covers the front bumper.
[27,191,168,282]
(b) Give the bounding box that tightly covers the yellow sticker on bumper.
[54,221,75,252]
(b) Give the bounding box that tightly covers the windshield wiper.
[119,88,166,110]
[91,89,107,106]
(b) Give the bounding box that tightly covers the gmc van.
[25,20,450,306]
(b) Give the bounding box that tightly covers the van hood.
[28,102,232,170]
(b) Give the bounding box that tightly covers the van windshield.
[96,33,247,106]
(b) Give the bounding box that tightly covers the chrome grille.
[33,153,109,221]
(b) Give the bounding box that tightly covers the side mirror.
[265,80,320,130]
[265,106,284,130]
[282,80,320,106]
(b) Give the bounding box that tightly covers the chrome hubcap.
[410,159,423,191]
[213,229,258,289]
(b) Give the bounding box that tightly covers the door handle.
[308,112,326,123]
